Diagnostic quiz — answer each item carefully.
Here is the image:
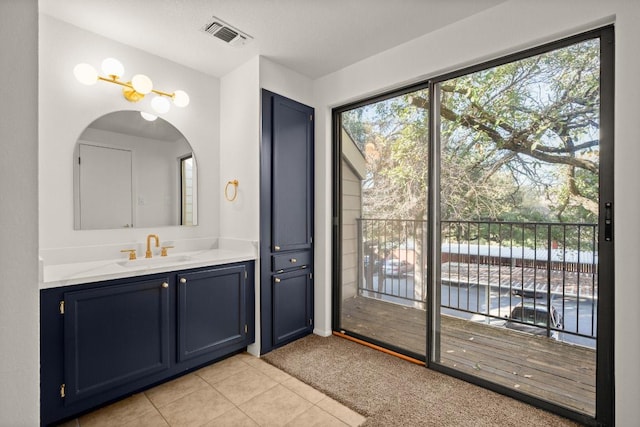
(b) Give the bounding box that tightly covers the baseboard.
[313,327,333,337]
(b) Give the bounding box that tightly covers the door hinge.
[310,114,313,121]
[310,236,313,244]
[60,384,66,398]
[309,318,313,325]
[78,156,81,165]
[245,324,248,334]
[59,301,65,315]
[309,273,313,280]
[245,271,248,279]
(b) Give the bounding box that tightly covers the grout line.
[309,400,353,427]
[71,353,367,427]
[143,390,173,426]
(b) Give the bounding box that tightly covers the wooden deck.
[340,295,596,416]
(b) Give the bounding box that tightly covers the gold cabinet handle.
[161,246,174,257]
[180,278,187,284]
[120,249,137,260]
[274,277,281,283]
[290,258,297,263]
[274,245,281,251]
[161,282,169,288]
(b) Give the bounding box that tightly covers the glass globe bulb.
[73,63,98,85]
[101,57,124,78]
[151,96,171,114]
[140,111,158,121]
[173,90,190,107]
[132,74,153,95]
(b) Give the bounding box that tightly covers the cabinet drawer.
[272,251,310,272]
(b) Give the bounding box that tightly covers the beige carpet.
[262,335,579,426]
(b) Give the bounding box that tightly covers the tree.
[344,37,601,225]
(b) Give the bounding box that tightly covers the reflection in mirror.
[73,111,197,230]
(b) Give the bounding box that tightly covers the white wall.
[312,0,640,423]
[0,0,40,425]
[260,57,314,107]
[39,15,221,251]
[219,57,261,242]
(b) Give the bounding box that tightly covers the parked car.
[505,302,563,339]
[383,259,409,277]
[511,287,547,299]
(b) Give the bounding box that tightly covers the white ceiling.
[40,0,505,79]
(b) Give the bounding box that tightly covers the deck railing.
[356,218,599,341]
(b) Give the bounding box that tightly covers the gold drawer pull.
[274,277,281,283]
[274,245,281,251]
[290,258,297,263]
[162,282,169,288]
[180,278,187,284]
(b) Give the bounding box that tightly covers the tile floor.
[57,352,366,427]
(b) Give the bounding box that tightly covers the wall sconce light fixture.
[73,57,190,118]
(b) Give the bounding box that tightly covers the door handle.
[180,278,187,284]
[604,202,613,241]
[274,277,281,283]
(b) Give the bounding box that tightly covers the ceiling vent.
[202,17,253,47]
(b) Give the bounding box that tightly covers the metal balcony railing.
[356,218,598,342]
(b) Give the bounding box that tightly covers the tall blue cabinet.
[260,90,315,354]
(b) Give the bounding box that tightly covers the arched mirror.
[73,111,197,230]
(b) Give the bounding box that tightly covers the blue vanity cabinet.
[63,277,172,405]
[177,264,249,363]
[40,260,255,426]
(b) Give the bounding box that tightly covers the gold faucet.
[146,234,159,258]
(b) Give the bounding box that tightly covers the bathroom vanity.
[39,243,256,426]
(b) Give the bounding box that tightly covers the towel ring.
[225,179,239,202]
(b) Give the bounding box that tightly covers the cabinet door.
[177,265,247,362]
[272,269,313,347]
[63,277,171,404]
[271,95,314,253]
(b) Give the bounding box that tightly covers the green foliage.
[344,38,601,235]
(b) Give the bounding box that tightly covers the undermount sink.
[117,255,195,268]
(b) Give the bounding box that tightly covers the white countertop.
[40,239,258,289]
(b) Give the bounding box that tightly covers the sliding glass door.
[333,27,614,425]
[431,32,612,419]
[334,85,429,359]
